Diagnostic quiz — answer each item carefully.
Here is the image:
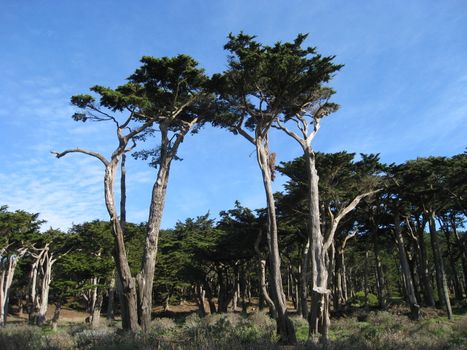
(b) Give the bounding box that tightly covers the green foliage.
[350,291,379,307]
[0,206,43,250]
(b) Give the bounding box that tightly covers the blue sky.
[1,0,466,230]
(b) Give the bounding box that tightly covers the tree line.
[1,33,465,345]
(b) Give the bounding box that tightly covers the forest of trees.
[1,33,466,348]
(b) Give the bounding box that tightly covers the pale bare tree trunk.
[54,144,141,332]
[0,249,27,326]
[28,247,46,322]
[138,123,194,332]
[256,138,296,344]
[106,161,140,332]
[37,250,57,325]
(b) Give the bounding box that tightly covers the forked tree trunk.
[36,250,57,325]
[28,247,47,322]
[138,124,192,332]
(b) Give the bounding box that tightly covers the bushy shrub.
[0,325,43,350]
[43,331,77,350]
[150,317,177,336]
[350,291,378,307]
[73,327,118,350]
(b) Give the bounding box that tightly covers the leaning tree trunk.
[394,211,420,320]
[138,160,170,331]
[105,161,140,333]
[138,124,191,332]
[256,138,296,345]
[428,212,452,319]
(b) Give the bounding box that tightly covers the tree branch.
[324,189,381,250]
[51,148,109,166]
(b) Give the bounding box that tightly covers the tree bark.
[254,230,276,317]
[107,277,115,321]
[299,238,310,319]
[36,250,55,325]
[0,248,27,326]
[91,289,104,328]
[255,138,296,345]
[428,212,452,318]
[373,240,386,309]
[414,217,435,306]
[394,211,420,320]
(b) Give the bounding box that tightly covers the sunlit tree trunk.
[256,137,296,344]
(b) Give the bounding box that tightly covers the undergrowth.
[0,309,465,350]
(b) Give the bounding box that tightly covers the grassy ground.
[0,306,466,349]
